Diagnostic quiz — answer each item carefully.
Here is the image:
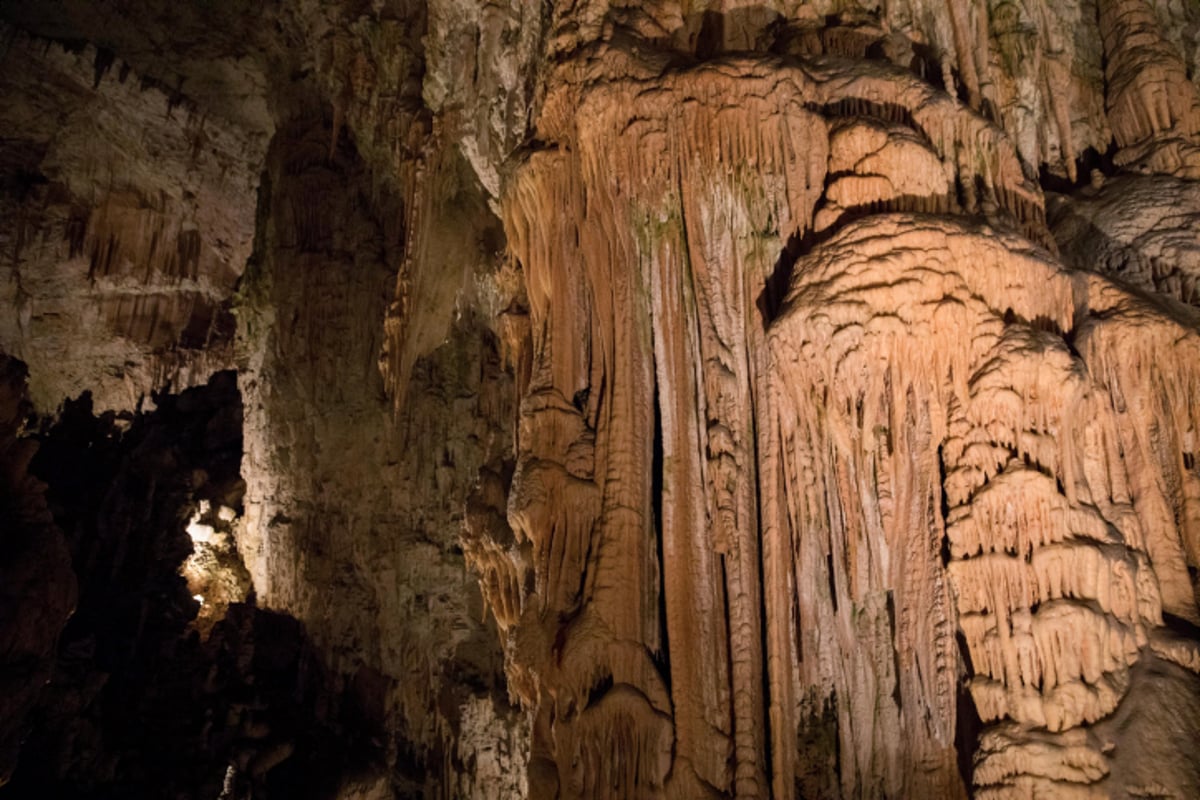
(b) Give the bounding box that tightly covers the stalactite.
[945,0,982,111]
[765,207,1200,798]
[1098,0,1200,177]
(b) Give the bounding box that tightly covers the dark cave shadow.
[3,373,386,800]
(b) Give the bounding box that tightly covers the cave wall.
[236,113,527,798]
[0,25,266,411]
[1,369,386,799]
[0,357,75,787]
[1,0,1200,798]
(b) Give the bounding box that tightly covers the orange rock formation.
[2,0,1200,797]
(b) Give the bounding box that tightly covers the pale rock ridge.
[423,0,547,203]
[530,0,1125,184]
[1051,174,1200,308]
[237,119,528,796]
[1,0,1199,796]
[469,2,1200,795]
[378,138,508,411]
[316,2,428,187]
[767,218,1067,800]
[0,4,535,795]
[480,8,1200,792]
[1075,281,1200,624]
[463,459,526,634]
[410,0,1200,216]
[428,0,1200,193]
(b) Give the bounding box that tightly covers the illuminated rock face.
[769,217,1200,798]
[481,3,1200,798]
[2,1,1200,798]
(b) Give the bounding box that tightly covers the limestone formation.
[1,1,1200,799]
[0,25,266,412]
[1051,174,1200,307]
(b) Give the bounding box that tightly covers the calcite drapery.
[0,26,266,412]
[484,9,1200,798]
[769,215,1200,797]
[3,0,1200,796]
[499,48,1057,798]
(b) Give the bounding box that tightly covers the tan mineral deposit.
[0,1,1198,798]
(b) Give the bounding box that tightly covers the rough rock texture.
[1051,173,1200,306]
[769,215,1200,798]
[0,26,267,411]
[236,115,527,797]
[482,2,1200,798]
[2,0,1200,798]
[498,51,1043,798]
[3,373,371,799]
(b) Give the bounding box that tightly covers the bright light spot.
[219,764,238,800]
[185,507,215,544]
[193,594,205,605]
[217,505,236,523]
